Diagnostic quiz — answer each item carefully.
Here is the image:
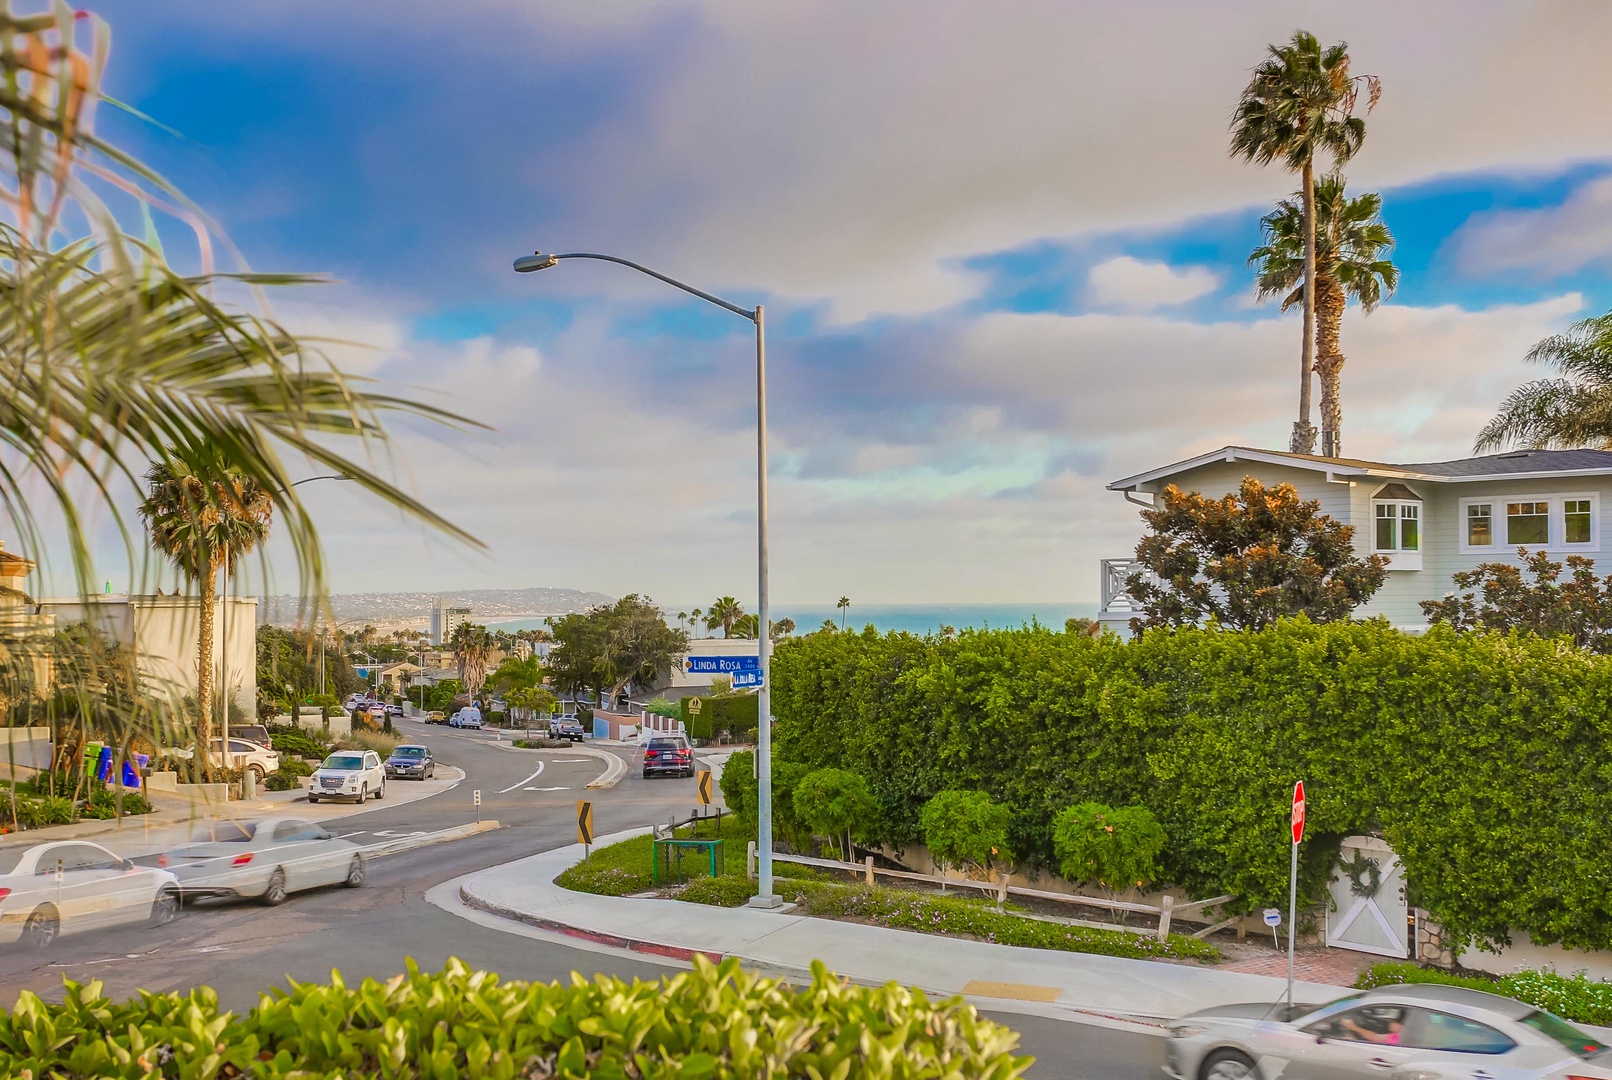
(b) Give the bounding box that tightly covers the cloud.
[1448,175,1612,277]
[1085,256,1219,311]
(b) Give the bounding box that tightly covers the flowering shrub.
[1358,962,1612,1026]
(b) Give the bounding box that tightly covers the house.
[1099,445,1612,631]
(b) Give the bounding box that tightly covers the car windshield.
[1521,1011,1606,1058]
[648,739,683,751]
[322,754,366,771]
[1287,994,1364,1025]
[392,747,426,758]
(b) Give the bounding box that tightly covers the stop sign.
[1291,780,1306,844]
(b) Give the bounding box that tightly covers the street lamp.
[513,249,781,909]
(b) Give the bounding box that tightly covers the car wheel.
[261,868,288,906]
[359,783,369,803]
[248,765,267,784]
[22,905,58,948]
[375,780,385,800]
[345,856,365,888]
[149,886,180,926]
[642,770,651,779]
[1199,1049,1257,1080]
[307,794,318,804]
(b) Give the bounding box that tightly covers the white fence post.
[747,840,757,880]
[997,872,1009,914]
[1157,894,1175,941]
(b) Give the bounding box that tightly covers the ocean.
[487,603,1098,637]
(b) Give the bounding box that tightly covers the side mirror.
[122,859,136,871]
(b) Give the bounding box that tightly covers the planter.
[143,772,178,793]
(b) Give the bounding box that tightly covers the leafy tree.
[919,790,1013,882]
[504,685,558,722]
[1230,30,1381,454]
[706,597,744,639]
[1126,477,1387,631]
[546,596,688,705]
[488,653,545,697]
[425,679,464,713]
[1476,313,1612,451]
[1421,549,1612,653]
[1250,174,1398,457]
[449,622,495,698]
[1051,802,1167,895]
[794,767,878,860]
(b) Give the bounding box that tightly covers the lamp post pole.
[514,251,780,907]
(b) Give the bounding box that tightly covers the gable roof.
[1108,446,1612,492]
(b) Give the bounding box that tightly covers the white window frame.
[1370,497,1423,571]
[1457,492,1600,554]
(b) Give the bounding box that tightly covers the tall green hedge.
[769,619,1612,952]
[681,693,759,740]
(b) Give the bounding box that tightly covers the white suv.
[307,750,387,803]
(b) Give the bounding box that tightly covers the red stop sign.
[1291,780,1306,844]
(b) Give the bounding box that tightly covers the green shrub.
[277,757,313,777]
[1358,962,1612,1027]
[425,679,464,713]
[79,787,153,820]
[795,767,878,859]
[268,727,330,759]
[921,789,1013,878]
[514,738,570,749]
[720,750,756,825]
[13,796,73,828]
[0,957,1032,1079]
[686,694,758,739]
[263,769,303,792]
[678,874,759,907]
[1052,802,1166,892]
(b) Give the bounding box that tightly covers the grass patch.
[554,813,749,896]
[1358,962,1612,1027]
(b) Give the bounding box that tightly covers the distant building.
[429,600,472,646]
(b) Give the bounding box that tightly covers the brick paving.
[1218,946,1380,987]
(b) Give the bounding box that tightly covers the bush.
[263,768,303,792]
[424,679,464,713]
[679,874,759,907]
[795,767,878,859]
[1357,962,1612,1027]
[513,738,569,749]
[78,787,153,820]
[268,727,330,759]
[684,693,757,739]
[336,729,400,756]
[0,957,1032,1079]
[720,750,757,825]
[921,789,1013,878]
[13,796,73,828]
[1052,802,1166,892]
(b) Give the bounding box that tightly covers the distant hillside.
[259,586,615,628]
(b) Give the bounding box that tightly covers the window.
[1307,1005,1408,1044]
[1507,501,1550,545]
[1400,1009,1515,1055]
[1566,499,1593,544]
[1376,504,1398,551]
[1467,503,1493,547]
[1460,494,1600,553]
[1520,1011,1606,1058]
[1370,486,1422,568]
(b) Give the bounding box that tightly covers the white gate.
[1326,835,1409,958]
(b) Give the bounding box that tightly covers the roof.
[1108,445,1612,491]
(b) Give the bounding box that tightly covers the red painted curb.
[458,885,724,964]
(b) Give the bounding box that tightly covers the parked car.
[306,750,387,803]
[551,717,585,743]
[365,702,387,719]
[643,735,694,778]
[384,745,435,780]
[387,703,404,717]
[163,738,281,783]
[1164,983,1612,1080]
[424,711,447,725]
[154,816,364,906]
[0,840,180,947]
[229,724,272,749]
[449,707,483,730]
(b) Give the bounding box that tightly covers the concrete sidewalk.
[454,827,1352,1023]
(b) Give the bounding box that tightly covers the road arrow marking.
[497,761,545,794]
[373,829,427,838]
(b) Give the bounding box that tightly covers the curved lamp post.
[513,250,781,908]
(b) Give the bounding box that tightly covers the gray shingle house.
[1099,445,1612,630]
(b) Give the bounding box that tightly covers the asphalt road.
[0,718,1166,1078]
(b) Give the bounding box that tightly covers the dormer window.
[1371,484,1422,570]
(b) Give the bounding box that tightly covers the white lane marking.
[373,829,427,838]
[496,760,545,794]
[524,786,569,792]
[550,758,587,763]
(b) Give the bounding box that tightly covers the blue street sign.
[684,655,760,674]
[731,669,763,689]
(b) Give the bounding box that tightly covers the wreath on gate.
[1340,852,1382,899]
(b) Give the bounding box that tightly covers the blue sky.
[68,1,1612,605]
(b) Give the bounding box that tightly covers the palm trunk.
[195,555,220,778]
[1315,275,1347,458]
[1292,160,1318,455]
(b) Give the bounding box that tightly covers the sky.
[60,0,1612,607]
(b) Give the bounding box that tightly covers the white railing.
[1100,558,1154,614]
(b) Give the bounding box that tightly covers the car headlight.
[1169,1025,1206,1039]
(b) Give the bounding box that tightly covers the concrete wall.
[0,728,50,771]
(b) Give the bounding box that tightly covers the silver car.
[0,841,180,947]
[157,816,364,906]
[1165,983,1612,1080]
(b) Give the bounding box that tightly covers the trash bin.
[82,741,103,776]
[95,745,113,783]
[120,753,147,790]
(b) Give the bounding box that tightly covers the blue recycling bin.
[95,745,113,782]
[120,753,147,789]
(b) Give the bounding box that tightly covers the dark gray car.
[383,744,435,780]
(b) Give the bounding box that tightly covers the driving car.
[424,711,447,724]
[384,744,435,780]
[154,816,363,906]
[365,702,387,719]
[1164,983,1612,1080]
[306,749,387,803]
[642,735,694,778]
[449,707,482,729]
[551,717,585,742]
[0,840,180,947]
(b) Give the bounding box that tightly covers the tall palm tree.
[139,450,272,763]
[1476,314,1612,451]
[706,597,744,639]
[676,611,688,634]
[449,622,496,700]
[690,608,703,639]
[837,596,851,629]
[1249,175,1398,457]
[1230,30,1382,456]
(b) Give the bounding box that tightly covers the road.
[0,718,1166,1078]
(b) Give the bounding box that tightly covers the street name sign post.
[1288,780,1306,1007]
[731,670,763,689]
[684,656,760,674]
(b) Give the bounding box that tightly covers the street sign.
[576,800,594,846]
[1291,780,1306,845]
[684,656,760,674]
[696,770,713,805]
[1263,908,1282,927]
[687,698,703,715]
[731,670,763,689]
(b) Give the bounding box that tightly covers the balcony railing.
[1099,558,1155,615]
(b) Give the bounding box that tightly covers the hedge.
[681,693,758,740]
[768,618,1612,953]
[0,958,1031,1079]
[1358,962,1612,1028]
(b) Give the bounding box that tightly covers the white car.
[449,707,483,729]
[0,841,180,947]
[156,816,364,905]
[306,750,387,803]
[162,738,281,783]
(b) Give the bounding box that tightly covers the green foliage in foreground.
[1357,962,1612,1028]
[0,956,1030,1079]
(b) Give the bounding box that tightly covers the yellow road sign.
[576,800,594,846]
[697,769,713,805]
[687,697,703,715]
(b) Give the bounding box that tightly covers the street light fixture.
[512,249,781,909]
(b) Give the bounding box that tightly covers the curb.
[365,818,501,858]
[456,884,722,964]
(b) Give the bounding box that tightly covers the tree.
[1250,174,1398,457]
[1422,549,1612,653]
[1125,477,1387,631]
[546,597,688,705]
[1052,802,1167,897]
[794,767,879,860]
[690,608,703,639]
[504,685,558,723]
[140,451,271,764]
[1231,30,1381,455]
[488,653,545,698]
[920,790,1013,885]
[1475,313,1612,452]
[730,613,760,639]
[706,597,744,638]
[837,596,851,629]
[449,622,495,699]
[771,617,796,640]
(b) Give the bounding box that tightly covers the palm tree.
[676,611,688,634]
[1231,30,1382,456]
[1476,314,1612,451]
[771,617,796,640]
[690,608,703,639]
[706,597,744,639]
[449,622,496,700]
[837,596,851,629]
[139,450,272,764]
[1249,175,1398,457]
